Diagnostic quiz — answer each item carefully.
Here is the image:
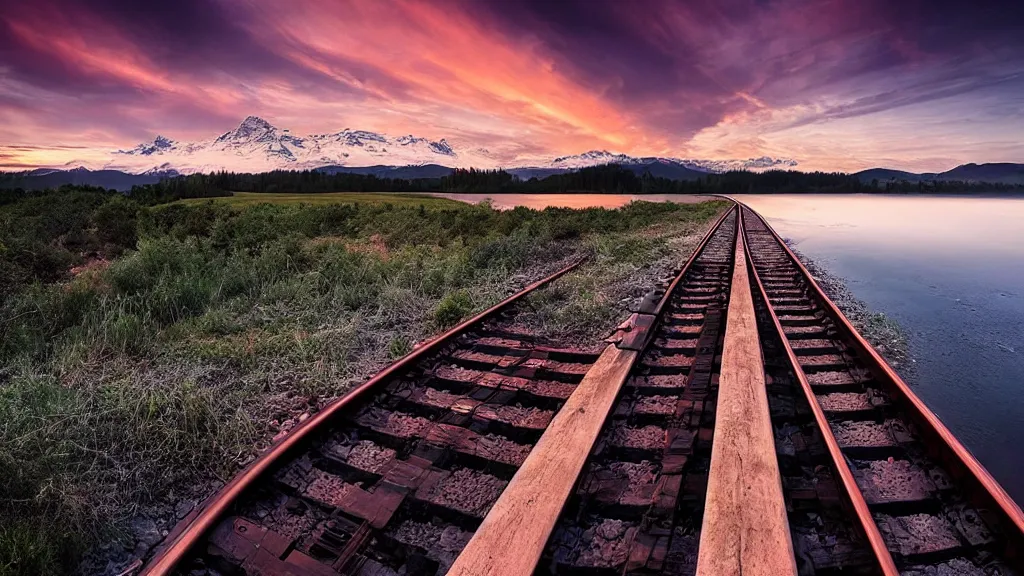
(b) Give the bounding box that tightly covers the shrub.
[92,195,139,250]
[468,229,536,271]
[434,289,473,329]
[388,336,411,359]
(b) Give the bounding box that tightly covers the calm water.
[437,192,1024,504]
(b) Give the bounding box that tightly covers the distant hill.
[855,163,1024,185]
[938,163,1024,185]
[507,160,709,182]
[316,164,454,179]
[622,161,708,181]
[854,168,931,183]
[316,159,710,182]
[6,160,1024,194]
[0,167,174,191]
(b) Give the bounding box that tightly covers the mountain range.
[104,116,800,176]
[854,164,1024,186]
[0,166,176,191]
[105,116,492,174]
[1,116,799,187]
[1,116,1022,190]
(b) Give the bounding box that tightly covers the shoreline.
[785,241,914,380]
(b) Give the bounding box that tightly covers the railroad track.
[142,259,603,576]
[139,202,1023,576]
[749,248,881,574]
[740,204,1024,575]
[534,207,738,573]
[139,206,737,576]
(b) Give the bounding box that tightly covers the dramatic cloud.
[1,0,1022,171]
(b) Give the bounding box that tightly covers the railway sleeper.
[748,258,881,576]
[742,206,1021,576]
[538,227,733,575]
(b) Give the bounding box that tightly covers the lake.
[436,192,1024,505]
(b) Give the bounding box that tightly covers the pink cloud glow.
[0,0,1022,172]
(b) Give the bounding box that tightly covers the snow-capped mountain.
[549,150,641,168]
[688,156,799,172]
[105,116,494,174]
[119,135,175,156]
[544,150,797,173]
[70,116,796,175]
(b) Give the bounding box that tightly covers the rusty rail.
[140,203,739,576]
[649,204,738,318]
[741,211,900,575]
[140,258,585,575]
[739,201,1024,573]
[744,203,1024,533]
[446,204,739,575]
[531,206,741,573]
[138,198,1024,575]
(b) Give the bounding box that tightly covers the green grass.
[176,191,464,208]
[513,219,714,348]
[0,194,727,575]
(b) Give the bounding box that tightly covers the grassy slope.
[0,193,726,575]
[512,219,718,351]
[176,191,462,207]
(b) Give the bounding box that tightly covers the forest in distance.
[4,164,1023,206]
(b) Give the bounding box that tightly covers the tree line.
[4,164,1022,205]
[124,165,877,199]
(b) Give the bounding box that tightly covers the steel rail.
[739,201,1024,564]
[140,258,586,576]
[650,203,738,317]
[140,201,737,575]
[447,203,739,575]
[740,208,900,576]
[696,211,798,576]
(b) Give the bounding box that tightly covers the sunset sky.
[1,0,1023,172]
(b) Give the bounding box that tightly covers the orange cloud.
[2,0,1022,172]
[238,0,661,156]
[6,20,175,93]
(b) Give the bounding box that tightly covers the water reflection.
[743,194,1024,260]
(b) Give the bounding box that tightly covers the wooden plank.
[447,344,639,576]
[695,219,797,576]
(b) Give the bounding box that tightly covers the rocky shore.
[786,242,913,376]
